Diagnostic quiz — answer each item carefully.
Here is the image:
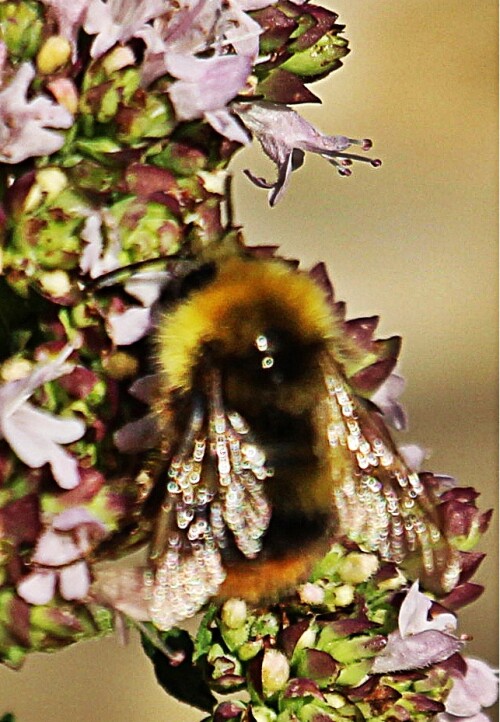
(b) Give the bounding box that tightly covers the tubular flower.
[232,101,381,204]
[0,62,72,163]
[437,658,498,722]
[83,0,167,58]
[0,346,85,489]
[17,508,107,604]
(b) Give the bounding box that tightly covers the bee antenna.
[223,173,235,230]
[86,257,200,292]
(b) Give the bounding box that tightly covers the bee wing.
[318,353,460,593]
[146,371,272,629]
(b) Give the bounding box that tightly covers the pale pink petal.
[3,405,82,489]
[0,41,6,74]
[80,212,104,274]
[398,443,428,472]
[399,582,456,637]
[46,444,81,490]
[0,62,73,163]
[161,0,213,50]
[223,3,262,59]
[445,659,499,717]
[80,211,122,279]
[33,529,82,566]
[3,410,80,489]
[371,372,408,431]
[15,404,85,444]
[0,345,75,417]
[106,306,152,345]
[437,714,490,722]
[124,272,171,306]
[17,570,57,605]
[205,109,250,144]
[40,0,89,57]
[53,507,105,532]
[59,561,90,600]
[371,629,463,674]
[166,53,252,120]
[84,0,166,58]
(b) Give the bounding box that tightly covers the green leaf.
[141,626,216,713]
[1,714,15,722]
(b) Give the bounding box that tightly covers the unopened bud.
[37,36,71,74]
[221,598,247,629]
[1,357,32,382]
[298,582,325,605]
[333,584,355,607]
[36,168,68,200]
[261,649,290,695]
[338,552,379,585]
[47,78,79,114]
[39,270,71,297]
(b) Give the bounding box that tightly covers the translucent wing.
[318,352,461,593]
[146,370,272,630]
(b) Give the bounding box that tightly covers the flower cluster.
[0,0,378,668]
[144,495,496,722]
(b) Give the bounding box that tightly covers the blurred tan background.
[2,2,497,720]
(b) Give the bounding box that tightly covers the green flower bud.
[221,599,248,629]
[238,639,263,661]
[251,706,277,722]
[333,584,355,607]
[0,0,43,60]
[338,552,379,585]
[262,650,290,696]
[281,32,349,79]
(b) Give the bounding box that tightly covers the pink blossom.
[80,211,121,279]
[17,508,106,604]
[215,0,264,59]
[166,53,252,142]
[372,582,461,673]
[140,0,263,86]
[0,62,73,163]
[398,582,457,637]
[371,372,408,431]
[84,0,166,58]
[437,658,498,721]
[398,443,428,472]
[232,101,380,205]
[106,306,152,345]
[0,346,85,489]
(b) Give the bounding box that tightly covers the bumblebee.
[94,245,460,630]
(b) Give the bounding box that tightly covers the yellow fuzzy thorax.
[156,256,341,391]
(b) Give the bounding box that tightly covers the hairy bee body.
[127,252,460,628]
[94,249,460,628]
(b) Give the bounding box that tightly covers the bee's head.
[156,257,340,403]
